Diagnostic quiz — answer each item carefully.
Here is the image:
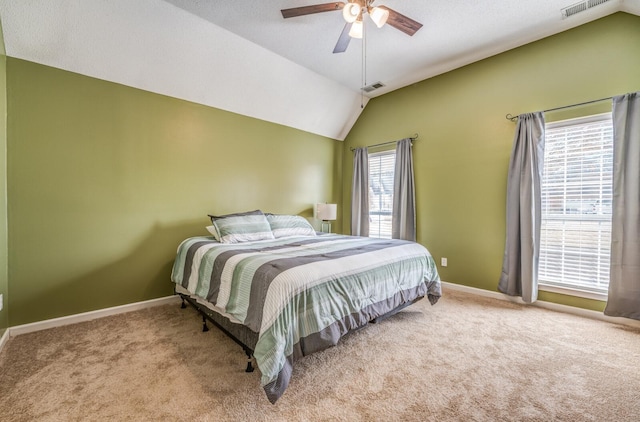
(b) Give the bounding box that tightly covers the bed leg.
[180,297,187,309]
[245,349,255,373]
[202,315,209,332]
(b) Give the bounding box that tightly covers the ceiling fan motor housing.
[280,1,423,53]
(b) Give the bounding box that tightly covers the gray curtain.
[498,112,545,303]
[351,147,369,236]
[392,138,416,241]
[604,92,640,320]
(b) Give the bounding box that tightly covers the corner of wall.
[0,16,9,331]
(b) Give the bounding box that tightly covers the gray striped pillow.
[208,210,275,244]
[266,214,317,238]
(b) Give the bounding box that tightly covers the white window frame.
[538,112,613,301]
[368,150,395,239]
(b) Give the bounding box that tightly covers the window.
[539,113,613,298]
[368,151,395,238]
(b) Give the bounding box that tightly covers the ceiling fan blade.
[333,22,352,53]
[378,6,423,36]
[281,2,344,19]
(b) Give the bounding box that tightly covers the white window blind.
[539,113,613,294]
[369,151,395,239]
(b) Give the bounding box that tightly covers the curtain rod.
[505,96,614,122]
[350,133,418,152]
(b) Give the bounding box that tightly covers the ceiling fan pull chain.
[361,19,367,108]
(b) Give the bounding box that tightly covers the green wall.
[0,17,7,333]
[342,12,640,312]
[7,59,342,325]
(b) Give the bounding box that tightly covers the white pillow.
[205,225,220,241]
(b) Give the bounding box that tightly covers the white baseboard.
[1,283,637,355]
[441,281,640,329]
[0,328,9,354]
[7,295,181,338]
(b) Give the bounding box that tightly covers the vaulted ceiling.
[1,0,639,140]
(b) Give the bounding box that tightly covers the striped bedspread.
[171,234,441,403]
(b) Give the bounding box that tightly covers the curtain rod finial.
[506,114,518,122]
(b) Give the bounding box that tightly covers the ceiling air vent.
[561,0,611,19]
[361,81,385,93]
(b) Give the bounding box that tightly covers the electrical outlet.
[441,257,448,267]
[0,293,3,311]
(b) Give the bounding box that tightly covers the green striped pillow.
[208,210,274,244]
[266,214,317,238]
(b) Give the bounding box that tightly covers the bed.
[171,211,441,403]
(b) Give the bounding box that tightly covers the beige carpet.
[1,288,639,421]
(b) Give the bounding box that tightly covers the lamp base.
[321,221,332,233]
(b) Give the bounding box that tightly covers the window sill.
[538,282,608,301]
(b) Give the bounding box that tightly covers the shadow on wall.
[12,219,211,326]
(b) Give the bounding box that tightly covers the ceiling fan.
[281,1,423,54]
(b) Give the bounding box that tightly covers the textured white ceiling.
[164,0,640,96]
[1,0,639,140]
[0,0,366,140]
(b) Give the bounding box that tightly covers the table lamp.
[316,203,337,233]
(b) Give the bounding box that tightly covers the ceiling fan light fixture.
[369,6,389,28]
[342,2,360,23]
[349,18,363,38]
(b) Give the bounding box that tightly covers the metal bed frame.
[178,292,258,372]
[177,290,424,374]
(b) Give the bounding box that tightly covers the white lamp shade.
[370,6,389,28]
[349,19,363,39]
[317,203,337,221]
[342,2,360,23]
